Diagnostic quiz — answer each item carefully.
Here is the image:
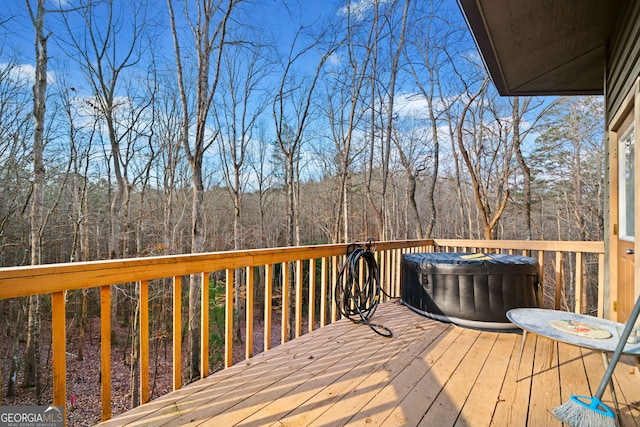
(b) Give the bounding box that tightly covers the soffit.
[458,0,620,96]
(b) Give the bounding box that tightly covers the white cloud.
[339,0,393,20]
[395,93,429,119]
[327,52,342,66]
[48,0,73,7]
[1,63,56,86]
[394,92,453,120]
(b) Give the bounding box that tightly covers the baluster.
[100,286,111,420]
[173,276,182,387]
[201,273,209,378]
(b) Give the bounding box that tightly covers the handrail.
[0,238,605,422]
[0,239,432,299]
[432,239,604,253]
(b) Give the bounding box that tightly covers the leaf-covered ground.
[1,314,287,427]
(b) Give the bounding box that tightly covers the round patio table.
[507,308,640,415]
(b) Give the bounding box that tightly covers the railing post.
[173,276,182,389]
[52,291,66,418]
[201,272,210,378]
[100,286,111,420]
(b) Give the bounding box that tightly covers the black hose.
[334,240,393,337]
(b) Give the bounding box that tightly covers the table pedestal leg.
[517,330,527,371]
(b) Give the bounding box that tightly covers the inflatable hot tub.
[401,252,540,329]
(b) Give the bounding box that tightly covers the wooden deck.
[98,302,640,426]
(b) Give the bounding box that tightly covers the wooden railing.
[433,239,605,315]
[0,238,604,420]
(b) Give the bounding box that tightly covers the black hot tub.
[401,252,540,329]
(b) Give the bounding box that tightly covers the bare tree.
[0,58,33,264]
[154,74,190,255]
[215,40,271,251]
[23,0,48,399]
[456,77,513,240]
[510,96,555,239]
[56,76,97,362]
[360,0,411,240]
[168,0,240,381]
[404,1,464,237]
[272,23,337,338]
[58,0,150,260]
[247,122,279,248]
[214,37,272,342]
[0,57,32,397]
[390,122,432,239]
[320,2,375,243]
[533,96,605,241]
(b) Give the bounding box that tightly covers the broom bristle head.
[553,396,617,427]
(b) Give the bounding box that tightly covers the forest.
[0,0,604,424]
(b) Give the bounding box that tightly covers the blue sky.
[0,0,468,80]
[0,0,571,203]
[1,0,342,62]
[0,0,494,173]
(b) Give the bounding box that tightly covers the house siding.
[606,0,640,123]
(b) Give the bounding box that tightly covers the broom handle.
[594,294,640,399]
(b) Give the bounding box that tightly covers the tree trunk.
[78,289,88,360]
[23,0,47,399]
[7,303,25,397]
[168,0,237,381]
[23,295,40,399]
[406,173,423,239]
[456,78,510,240]
[287,156,296,340]
[188,177,204,381]
[512,97,532,239]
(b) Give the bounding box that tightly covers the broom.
[553,294,640,427]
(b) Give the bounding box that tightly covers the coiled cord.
[334,240,393,337]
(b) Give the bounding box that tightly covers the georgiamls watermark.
[0,406,64,427]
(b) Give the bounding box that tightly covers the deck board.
[417,330,492,426]
[455,332,517,427]
[98,302,640,427]
[379,325,467,427]
[527,337,560,426]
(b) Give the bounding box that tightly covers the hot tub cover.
[401,252,540,329]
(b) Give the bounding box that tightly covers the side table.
[507,308,640,416]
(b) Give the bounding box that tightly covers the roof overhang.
[457,0,621,96]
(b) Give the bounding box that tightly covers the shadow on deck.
[98,302,640,426]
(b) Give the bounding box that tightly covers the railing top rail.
[432,239,604,253]
[0,239,434,300]
[0,238,605,300]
